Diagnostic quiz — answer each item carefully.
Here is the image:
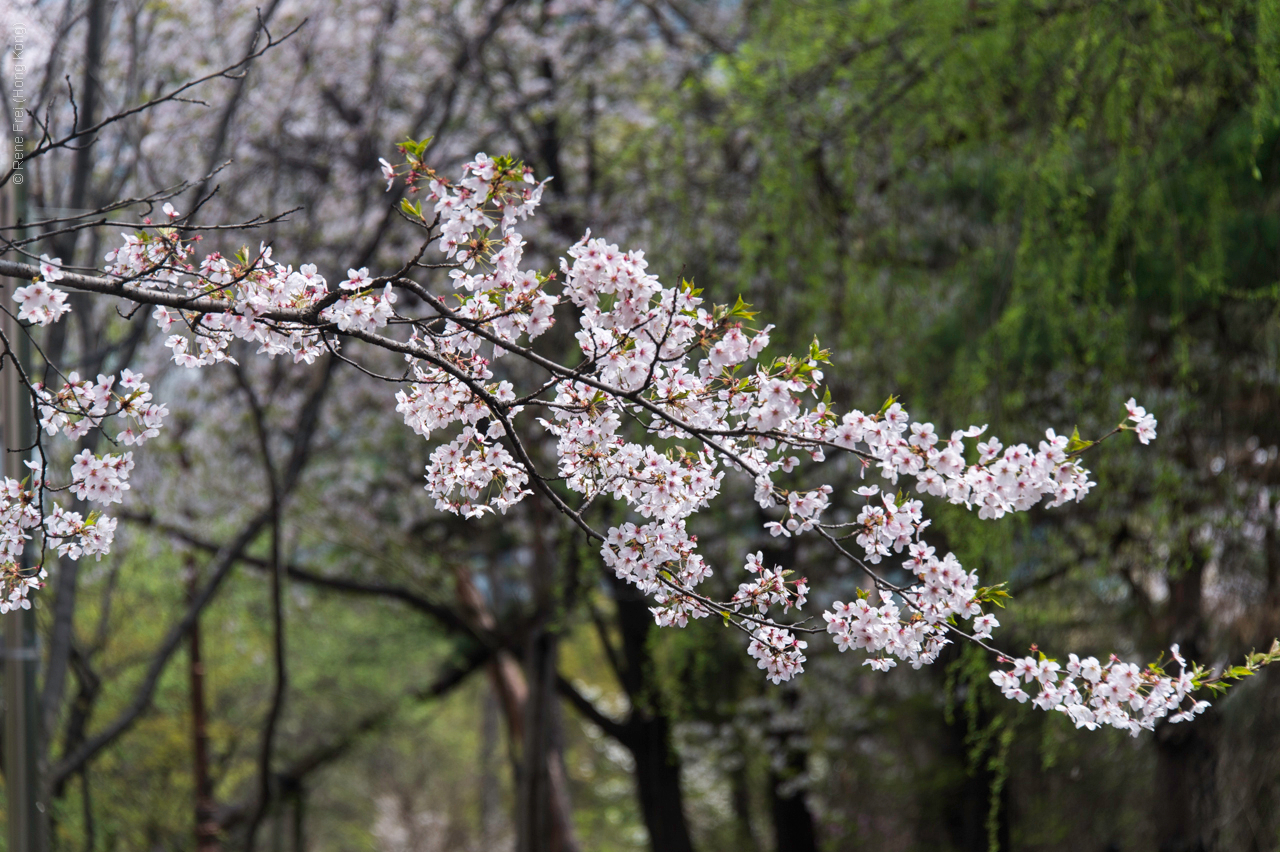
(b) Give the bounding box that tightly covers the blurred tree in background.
[2,0,1280,850]
[620,1,1280,849]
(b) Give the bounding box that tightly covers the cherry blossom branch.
[0,146,1264,741]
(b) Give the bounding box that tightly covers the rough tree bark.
[607,576,697,852]
[1155,533,1217,852]
[187,560,221,852]
[768,688,818,852]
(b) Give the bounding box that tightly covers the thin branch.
[236,363,287,852]
[50,507,273,790]
[555,674,628,742]
[2,16,304,186]
[119,511,486,644]
[50,356,333,789]
[216,641,491,832]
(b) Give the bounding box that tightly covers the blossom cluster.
[106,227,332,367]
[387,153,556,514]
[0,474,46,613]
[531,220,1112,679]
[601,520,712,628]
[990,645,1209,735]
[1,264,163,609]
[1125,397,1158,444]
[425,426,531,518]
[1,469,119,613]
[33,368,168,447]
[734,550,808,615]
[321,267,398,334]
[2,148,1226,735]
[748,625,809,684]
[13,255,70,325]
[69,449,134,505]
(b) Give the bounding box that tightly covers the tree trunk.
[770,768,818,852]
[1155,537,1217,852]
[479,687,502,844]
[610,578,698,852]
[455,559,578,852]
[1155,713,1220,852]
[187,561,221,852]
[768,689,818,852]
[516,628,578,852]
[624,713,696,852]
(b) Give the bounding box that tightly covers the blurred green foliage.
[9,1,1280,850]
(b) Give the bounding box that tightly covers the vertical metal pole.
[3,118,42,852]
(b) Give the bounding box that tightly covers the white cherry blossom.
[0,147,1260,727]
